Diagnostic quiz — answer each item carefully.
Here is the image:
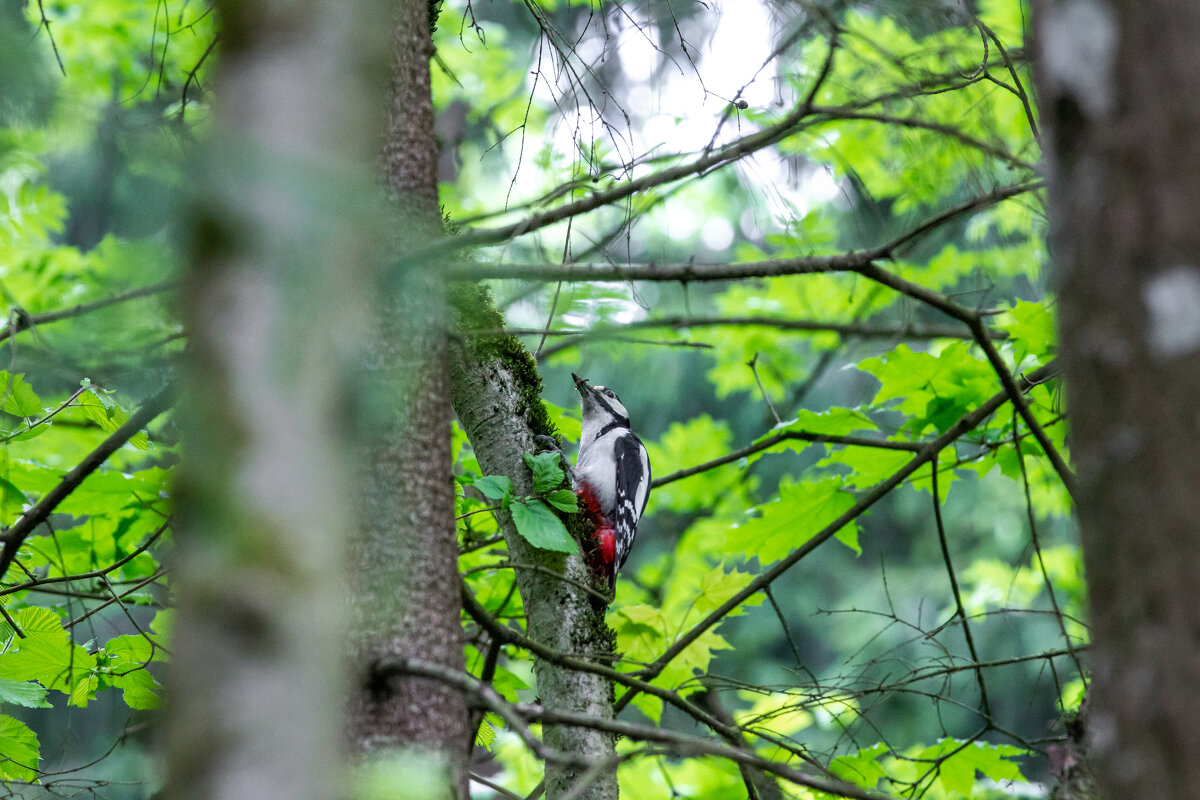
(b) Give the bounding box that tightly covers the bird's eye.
[604,389,615,397]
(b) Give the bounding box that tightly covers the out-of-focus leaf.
[0,373,42,418]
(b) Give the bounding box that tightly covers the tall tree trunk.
[450,289,619,800]
[347,0,470,796]
[1035,2,1200,797]
[168,2,386,797]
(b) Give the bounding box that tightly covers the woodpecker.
[572,373,651,595]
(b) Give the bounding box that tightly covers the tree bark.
[168,1,386,797]
[449,287,619,800]
[346,1,470,796]
[1035,2,1200,797]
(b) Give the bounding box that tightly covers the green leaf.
[474,717,497,749]
[68,673,99,708]
[724,478,860,563]
[151,609,174,641]
[104,633,159,664]
[106,667,160,710]
[922,739,974,797]
[103,633,164,709]
[613,605,667,664]
[0,372,42,418]
[78,388,152,450]
[510,499,577,553]
[0,715,39,781]
[996,298,1056,362]
[824,443,915,488]
[918,739,1028,796]
[489,665,528,705]
[523,452,566,494]
[959,740,1028,783]
[9,425,49,442]
[645,415,737,513]
[473,475,513,501]
[857,342,996,434]
[830,743,887,789]
[543,488,579,513]
[0,608,98,698]
[0,478,26,523]
[0,678,50,709]
[542,401,581,444]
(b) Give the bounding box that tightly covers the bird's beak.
[572,373,591,396]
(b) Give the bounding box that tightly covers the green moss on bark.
[447,282,556,441]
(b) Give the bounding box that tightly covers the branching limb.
[0,389,172,583]
[382,656,906,800]
[930,456,992,718]
[0,281,179,344]
[653,430,922,490]
[618,362,1060,713]
[444,181,1041,282]
[1,518,170,595]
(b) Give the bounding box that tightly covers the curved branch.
[382,655,905,800]
[459,580,820,771]
[653,430,922,490]
[0,389,172,582]
[807,107,1038,172]
[485,316,1005,360]
[0,518,170,595]
[443,181,1041,282]
[0,281,179,344]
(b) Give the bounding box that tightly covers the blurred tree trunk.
[1035,2,1200,797]
[346,0,470,796]
[168,1,388,798]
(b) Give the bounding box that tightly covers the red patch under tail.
[577,482,617,597]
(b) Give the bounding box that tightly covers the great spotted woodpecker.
[572,373,651,595]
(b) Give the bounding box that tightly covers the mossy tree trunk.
[1036,1,1200,797]
[449,286,619,800]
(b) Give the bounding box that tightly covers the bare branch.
[0,281,179,344]
[0,389,172,582]
[653,429,923,490]
[521,316,1004,360]
[930,456,992,717]
[443,181,1041,282]
[1,518,170,595]
[382,656,906,800]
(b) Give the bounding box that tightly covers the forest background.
[0,0,1192,799]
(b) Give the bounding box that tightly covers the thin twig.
[747,354,782,425]
[0,281,179,344]
[930,455,991,718]
[35,0,66,75]
[1012,412,1087,688]
[1,518,170,596]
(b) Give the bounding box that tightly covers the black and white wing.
[612,432,651,571]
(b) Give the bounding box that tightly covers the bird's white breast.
[576,429,620,512]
